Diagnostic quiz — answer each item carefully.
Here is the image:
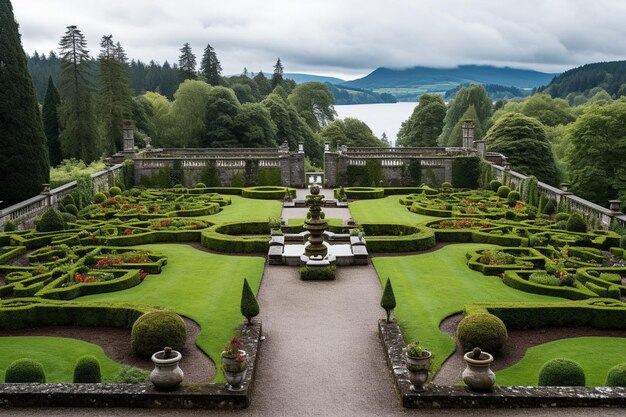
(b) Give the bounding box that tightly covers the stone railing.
[0,164,123,230]
[490,164,624,229]
[139,147,289,159]
[338,146,477,158]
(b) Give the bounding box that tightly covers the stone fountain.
[303,185,328,258]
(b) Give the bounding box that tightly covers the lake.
[334,102,418,145]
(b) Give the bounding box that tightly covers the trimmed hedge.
[456,313,508,353]
[36,270,142,300]
[242,186,296,200]
[300,265,336,280]
[538,358,585,386]
[5,358,46,383]
[360,223,436,253]
[606,363,626,387]
[502,270,597,300]
[342,187,385,199]
[73,355,102,383]
[201,221,270,253]
[131,310,187,358]
[451,156,481,189]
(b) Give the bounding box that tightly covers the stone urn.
[405,350,431,392]
[221,349,248,391]
[150,347,184,390]
[462,347,496,392]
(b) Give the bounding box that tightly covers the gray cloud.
[12,0,626,79]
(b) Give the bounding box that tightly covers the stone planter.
[221,350,248,391]
[150,348,184,390]
[462,348,496,392]
[405,350,431,392]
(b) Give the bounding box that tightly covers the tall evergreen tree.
[178,43,196,82]
[271,57,284,88]
[0,0,50,206]
[42,76,62,166]
[438,84,492,146]
[58,25,100,163]
[199,43,222,86]
[97,34,133,154]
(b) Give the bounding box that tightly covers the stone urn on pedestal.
[304,185,328,258]
[150,347,184,390]
[221,337,249,391]
[462,347,496,392]
[405,341,431,392]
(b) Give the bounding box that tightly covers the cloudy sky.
[12,0,626,80]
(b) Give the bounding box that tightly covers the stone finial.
[298,143,304,153]
[609,200,622,212]
[560,182,571,192]
[324,143,330,152]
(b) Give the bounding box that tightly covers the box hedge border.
[241,186,296,200]
[201,221,270,253]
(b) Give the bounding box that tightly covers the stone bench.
[352,245,369,265]
[268,245,284,265]
[269,236,285,246]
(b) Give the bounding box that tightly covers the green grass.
[372,244,559,373]
[78,243,265,383]
[203,195,282,224]
[0,337,125,383]
[350,196,437,225]
[496,337,626,386]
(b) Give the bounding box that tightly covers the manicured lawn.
[350,196,437,225]
[496,337,626,386]
[372,244,559,373]
[0,337,126,383]
[78,243,265,383]
[203,195,282,224]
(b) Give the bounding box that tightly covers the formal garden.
[1,175,626,407]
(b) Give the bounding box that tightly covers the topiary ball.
[507,190,521,203]
[93,192,107,204]
[4,358,46,383]
[606,362,626,387]
[73,355,101,383]
[538,358,585,386]
[109,186,122,197]
[555,212,569,222]
[456,313,508,353]
[497,185,511,198]
[3,221,17,232]
[195,182,206,188]
[489,180,502,192]
[36,208,65,232]
[566,213,587,233]
[131,311,187,358]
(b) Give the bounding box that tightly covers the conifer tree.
[200,43,222,86]
[43,76,62,166]
[271,58,284,88]
[380,278,396,323]
[178,43,197,82]
[98,34,133,154]
[240,278,260,325]
[58,25,100,163]
[0,0,50,206]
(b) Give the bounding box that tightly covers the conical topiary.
[240,278,259,325]
[380,278,396,323]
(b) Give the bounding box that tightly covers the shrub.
[109,186,122,197]
[194,182,206,188]
[529,272,561,287]
[507,190,521,204]
[538,358,585,386]
[497,185,511,198]
[441,182,452,190]
[456,313,508,353]
[64,203,79,217]
[621,235,626,249]
[61,212,77,225]
[505,210,516,220]
[489,180,502,192]
[598,273,622,284]
[300,265,336,280]
[566,213,587,233]
[93,192,107,204]
[131,311,187,358]
[4,358,46,383]
[555,220,568,230]
[544,200,556,215]
[240,278,259,325]
[3,221,17,232]
[606,363,626,387]
[380,278,396,323]
[113,366,150,383]
[73,355,101,383]
[451,156,481,189]
[36,208,65,232]
[607,285,621,299]
[555,212,569,222]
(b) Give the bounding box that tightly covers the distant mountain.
[283,73,345,84]
[343,65,556,89]
[540,60,626,98]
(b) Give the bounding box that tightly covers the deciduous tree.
[396,94,446,147]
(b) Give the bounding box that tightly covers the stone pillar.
[462,121,475,148]
[474,140,485,158]
[560,182,571,193]
[609,200,622,212]
[122,122,135,157]
[298,143,304,153]
[324,143,330,153]
[41,184,52,209]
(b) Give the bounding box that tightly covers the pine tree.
[58,25,100,163]
[42,76,62,166]
[199,43,222,86]
[97,35,133,155]
[271,58,284,88]
[240,278,260,325]
[0,0,50,206]
[178,43,196,82]
[380,278,396,323]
